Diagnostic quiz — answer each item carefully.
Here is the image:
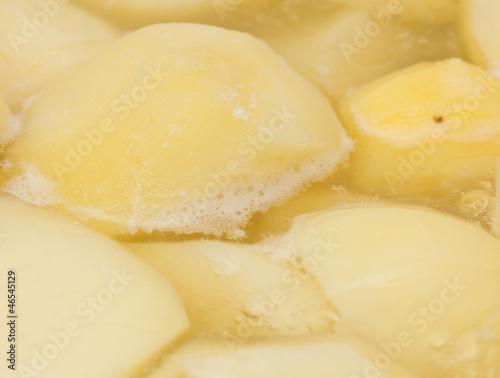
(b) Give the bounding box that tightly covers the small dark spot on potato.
[433,116,444,123]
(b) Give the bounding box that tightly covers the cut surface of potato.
[340,58,500,198]
[0,193,189,378]
[0,0,120,112]
[126,240,336,339]
[149,335,416,378]
[461,0,500,78]
[1,23,351,239]
[291,205,500,377]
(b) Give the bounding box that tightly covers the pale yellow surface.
[73,0,217,29]
[231,7,461,110]
[494,159,500,237]
[291,205,500,377]
[149,335,416,378]
[1,23,350,239]
[340,58,500,197]
[0,193,189,378]
[126,240,336,339]
[341,0,460,26]
[0,96,9,138]
[461,0,500,78]
[244,183,379,242]
[0,0,120,112]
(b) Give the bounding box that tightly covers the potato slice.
[125,240,337,339]
[291,205,500,377]
[340,58,500,198]
[148,335,416,378]
[461,0,500,78]
[0,193,189,378]
[0,0,120,112]
[250,8,461,110]
[1,23,351,239]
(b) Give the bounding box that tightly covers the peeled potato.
[0,0,120,112]
[340,58,500,198]
[126,240,337,339]
[341,0,460,26]
[0,96,9,139]
[0,193,189,378]
[291,205,500,377]
[149,335,416,378]
[251,8,461,109]
[245,182,378,242]
[461,0,500,78]
[494,159,500,237]
[1,23,350,239]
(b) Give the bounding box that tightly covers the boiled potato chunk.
[340,58,500,198]
[1,23,350,239]
[0,96,9,140]
[291,205,500,377]
[126,240,337,339]
[245,182,378,242]
[149,335,416,378]
[253,8,461,109]
[461,0,500,78]
[494,159,500,237]
[0,0,120,112]
[0,193,189,378]
[341,0,460,26]
[72,0,220,29]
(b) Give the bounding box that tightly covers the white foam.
[1,163,61,207]
[125,133,353,239]
[3,130,353,238]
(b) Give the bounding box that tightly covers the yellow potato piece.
[340,58,500,198]
[126,240,337,339]
[341,0,460,26]
[250,8,461,110]
[461,0,500,78]
[494,159,500,237]
[291,205,500,377]
[72,0,219,29]
[0,96,9,140]
[1,23,351,239]
[0,0,120,112]
[245,182,379,242]
[0,193,189,378]
[149,335,416,378]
